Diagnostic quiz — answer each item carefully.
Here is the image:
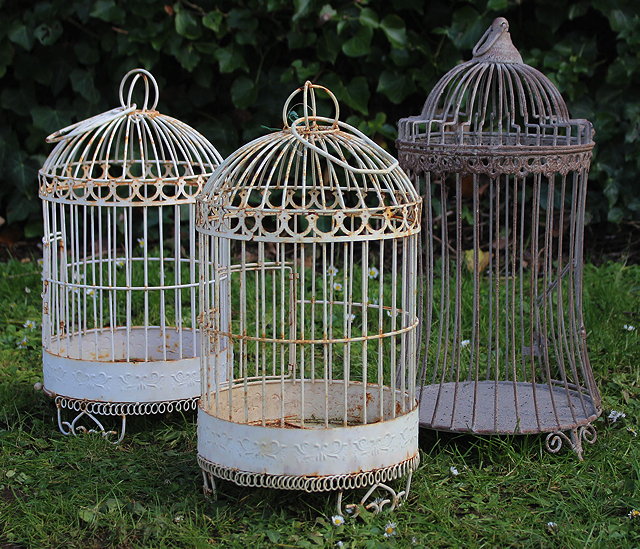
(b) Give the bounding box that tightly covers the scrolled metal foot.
[545,424,597,460]
[336,473,412,517]
[56,405,126,444]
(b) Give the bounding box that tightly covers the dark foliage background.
[1,0,638,239]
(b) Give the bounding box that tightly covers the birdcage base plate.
[418,380,599,434]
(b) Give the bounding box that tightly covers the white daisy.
[629,509,640,519]
[346,313,356,322]
[86,288,96,298]
[17,337,28,348]
[627,427,637,437]
[383,522,396,538]
[460,339,471,347]
[137,237,145,248]
[546,521,558,532]
[368,266,379,279]
[115,259,125,268]
[333,282,343,292]
[331,515,345,526]
[327,265,338,276]
[24,287,31,294]
[608,410,626,423]
[23,320,36,329]
[450,466,460,476]
[623,324,636,331]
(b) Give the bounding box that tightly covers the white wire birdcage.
[196,82,421,513]
[39,68,224,443]
[397,18,601,459]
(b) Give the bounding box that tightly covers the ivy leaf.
[344,76,369,115]
[359,8,379,29]
[90,0,125,24]
[203,11,223,33]
[231,76,257,109]
[380,15,407,49]
[376,70,415,104]
[342,26,373,58]
[215,46,247,73]
[34,22,63,46]
[30,106,73,134]
[8,24,34,51]
[175,7,202,40]
[487,0,508,11]
[69,69,100,104]
[293,0,313,22]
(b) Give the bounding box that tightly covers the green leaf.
[359,8,379,29]
[34,22,63,46]
[30,106,73,133]
[203,10,223,33]
[293,0,313,21]
[376,70,414,104]
[380,15,407,49]
[90,0,125,24]
[487,0,508,11]
[344,76,369,115]
[231,76,257,109]
[69,69,100,103]
[215,46,247,74]
[342,26,373,58]
[175,7,201,40]
[8,24,34,51]
[607,207,624,223]
[78,508,96,523]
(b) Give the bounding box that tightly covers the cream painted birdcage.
[197,82,421,513]
[397,18,601,458]
[39,69,224,443]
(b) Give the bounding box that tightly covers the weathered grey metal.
[38,68,223,443]
[197,81,421,512]
[397,18,601,459]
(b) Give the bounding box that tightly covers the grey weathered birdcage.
[397,18,601,458]
[197,82,421,512]
[39,69,223,443]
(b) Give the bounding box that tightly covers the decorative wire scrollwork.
[336,473,413,517]
[56,406,126,445]
[544,424,597,460]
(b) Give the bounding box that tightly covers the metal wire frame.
[196,82,421,497]
[397,18,601,459]
[39,69,222,440]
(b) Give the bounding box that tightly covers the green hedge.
[1,0,639,237]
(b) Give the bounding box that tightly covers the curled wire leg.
[56,405,126,444]
[336,473,412,517]
[545,424,597,461]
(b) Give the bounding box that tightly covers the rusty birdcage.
[39,69,223,443]
[397,18,601,458]
[197,82,421,512]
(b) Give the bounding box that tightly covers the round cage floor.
[418,380,599,434]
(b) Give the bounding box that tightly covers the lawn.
[0,256,639,548]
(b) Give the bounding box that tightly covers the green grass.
[1,257,639,548]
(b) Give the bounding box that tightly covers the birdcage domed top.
[39,69,222,205]
[398,18,594,151]
[198,82,421,243]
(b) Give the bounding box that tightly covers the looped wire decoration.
[119,68,160,111]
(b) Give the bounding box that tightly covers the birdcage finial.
[472,17,523,63]
[282,81,340,130]
[119,68,160,111]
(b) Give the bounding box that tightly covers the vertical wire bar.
[142,206,149,361]
[175,203,183,359]
[159,204,167,361]
[471,174,481,429]
[529,172,543,432]
[241,240,248,423]
[378,237,385,422]
[510,175,520,426]
[124,206,131,361]
[260,241,268,427]
[492,176,501,432]
[361,240,369,423]
[391,237,398,419]
[190,203,198,356]
[342,241,349,426]
[299,241,305,427]
[322,242,330,428]
[449,173,463,427]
